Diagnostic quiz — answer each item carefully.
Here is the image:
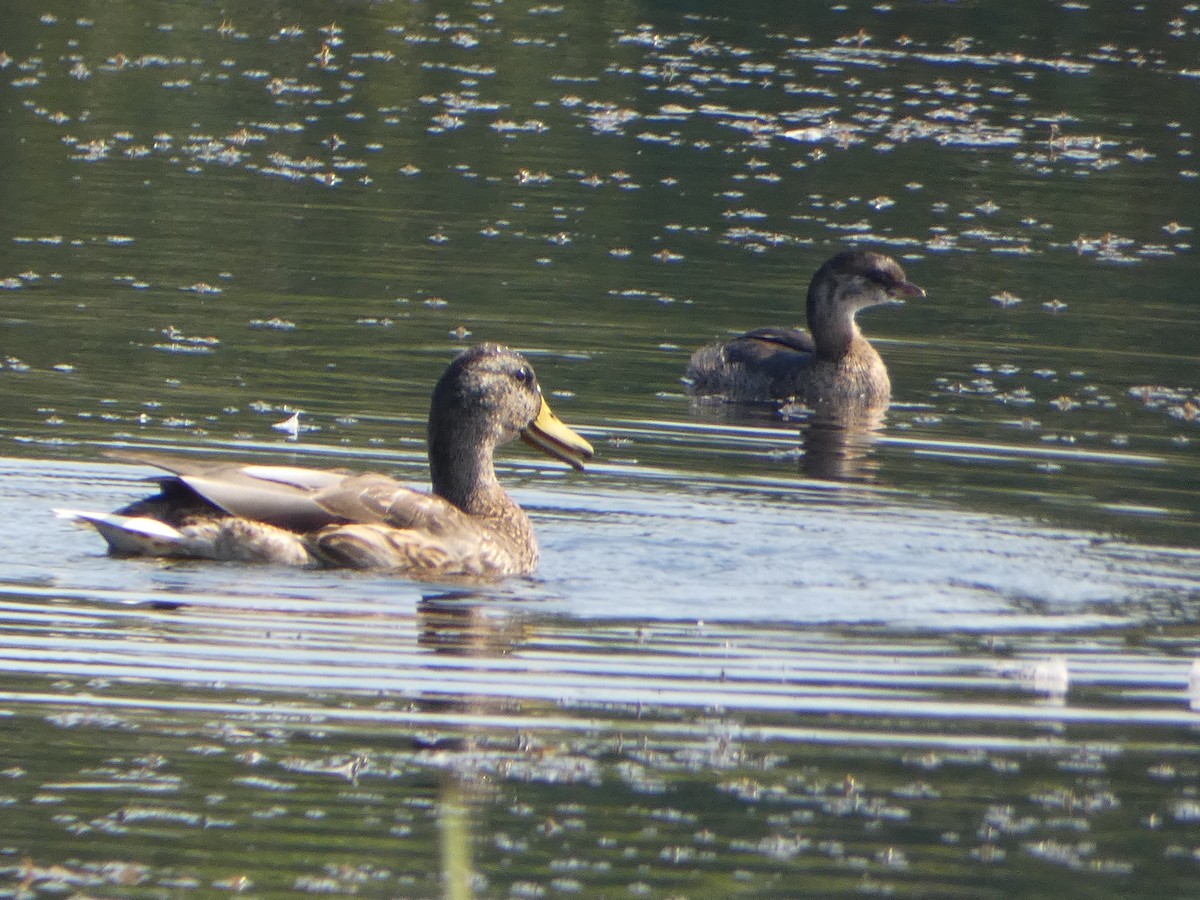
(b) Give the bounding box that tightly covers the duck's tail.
[54,508,185,556]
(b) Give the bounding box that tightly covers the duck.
[57,343,594,578]
[684,248,925,406]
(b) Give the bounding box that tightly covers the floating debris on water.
[1190,660,1200,711]
[180,282,222,295]
[249,317,297,331]
[153,326,220,354]
[272,411,302,440]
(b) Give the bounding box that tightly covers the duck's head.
[429,343,594,472]
[807,248,925,322]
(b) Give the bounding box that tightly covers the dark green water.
[1,1,1199,896]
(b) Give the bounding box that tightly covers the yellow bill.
[521,398,594,471]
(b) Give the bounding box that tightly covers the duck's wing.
[307,474,522,575]
[309,473,476,534]
[108,450,351,532]
[105,452,496,566]
[310,522,515,575]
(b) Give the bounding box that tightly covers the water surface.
[1,1,1199,896]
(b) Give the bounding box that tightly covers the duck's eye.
[514,366,533,384]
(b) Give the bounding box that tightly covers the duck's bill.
[521,398,595,471]
[889,280,926,302]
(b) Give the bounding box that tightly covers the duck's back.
[69,451,539,575]
[307,472,539,576]
[311,516,535,577]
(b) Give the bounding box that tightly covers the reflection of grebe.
[784,402,887,483]
[684,249,924,406]
[58,344,593,576]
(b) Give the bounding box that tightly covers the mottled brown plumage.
[58,344,593,578]
[684,249,924,405]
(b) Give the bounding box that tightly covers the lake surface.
[1,0,1199,895]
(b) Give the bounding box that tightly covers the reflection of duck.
[684,249,924,406]
[418,592,526,657]
[58,344,594,577]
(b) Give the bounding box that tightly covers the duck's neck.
[430,441,492,510]
[429,430,525,525]
[427,423,539,571]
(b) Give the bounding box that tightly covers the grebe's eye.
[865,267,890,286]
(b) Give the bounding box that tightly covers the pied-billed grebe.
[684,248,924,405]
[58,344,594,577]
